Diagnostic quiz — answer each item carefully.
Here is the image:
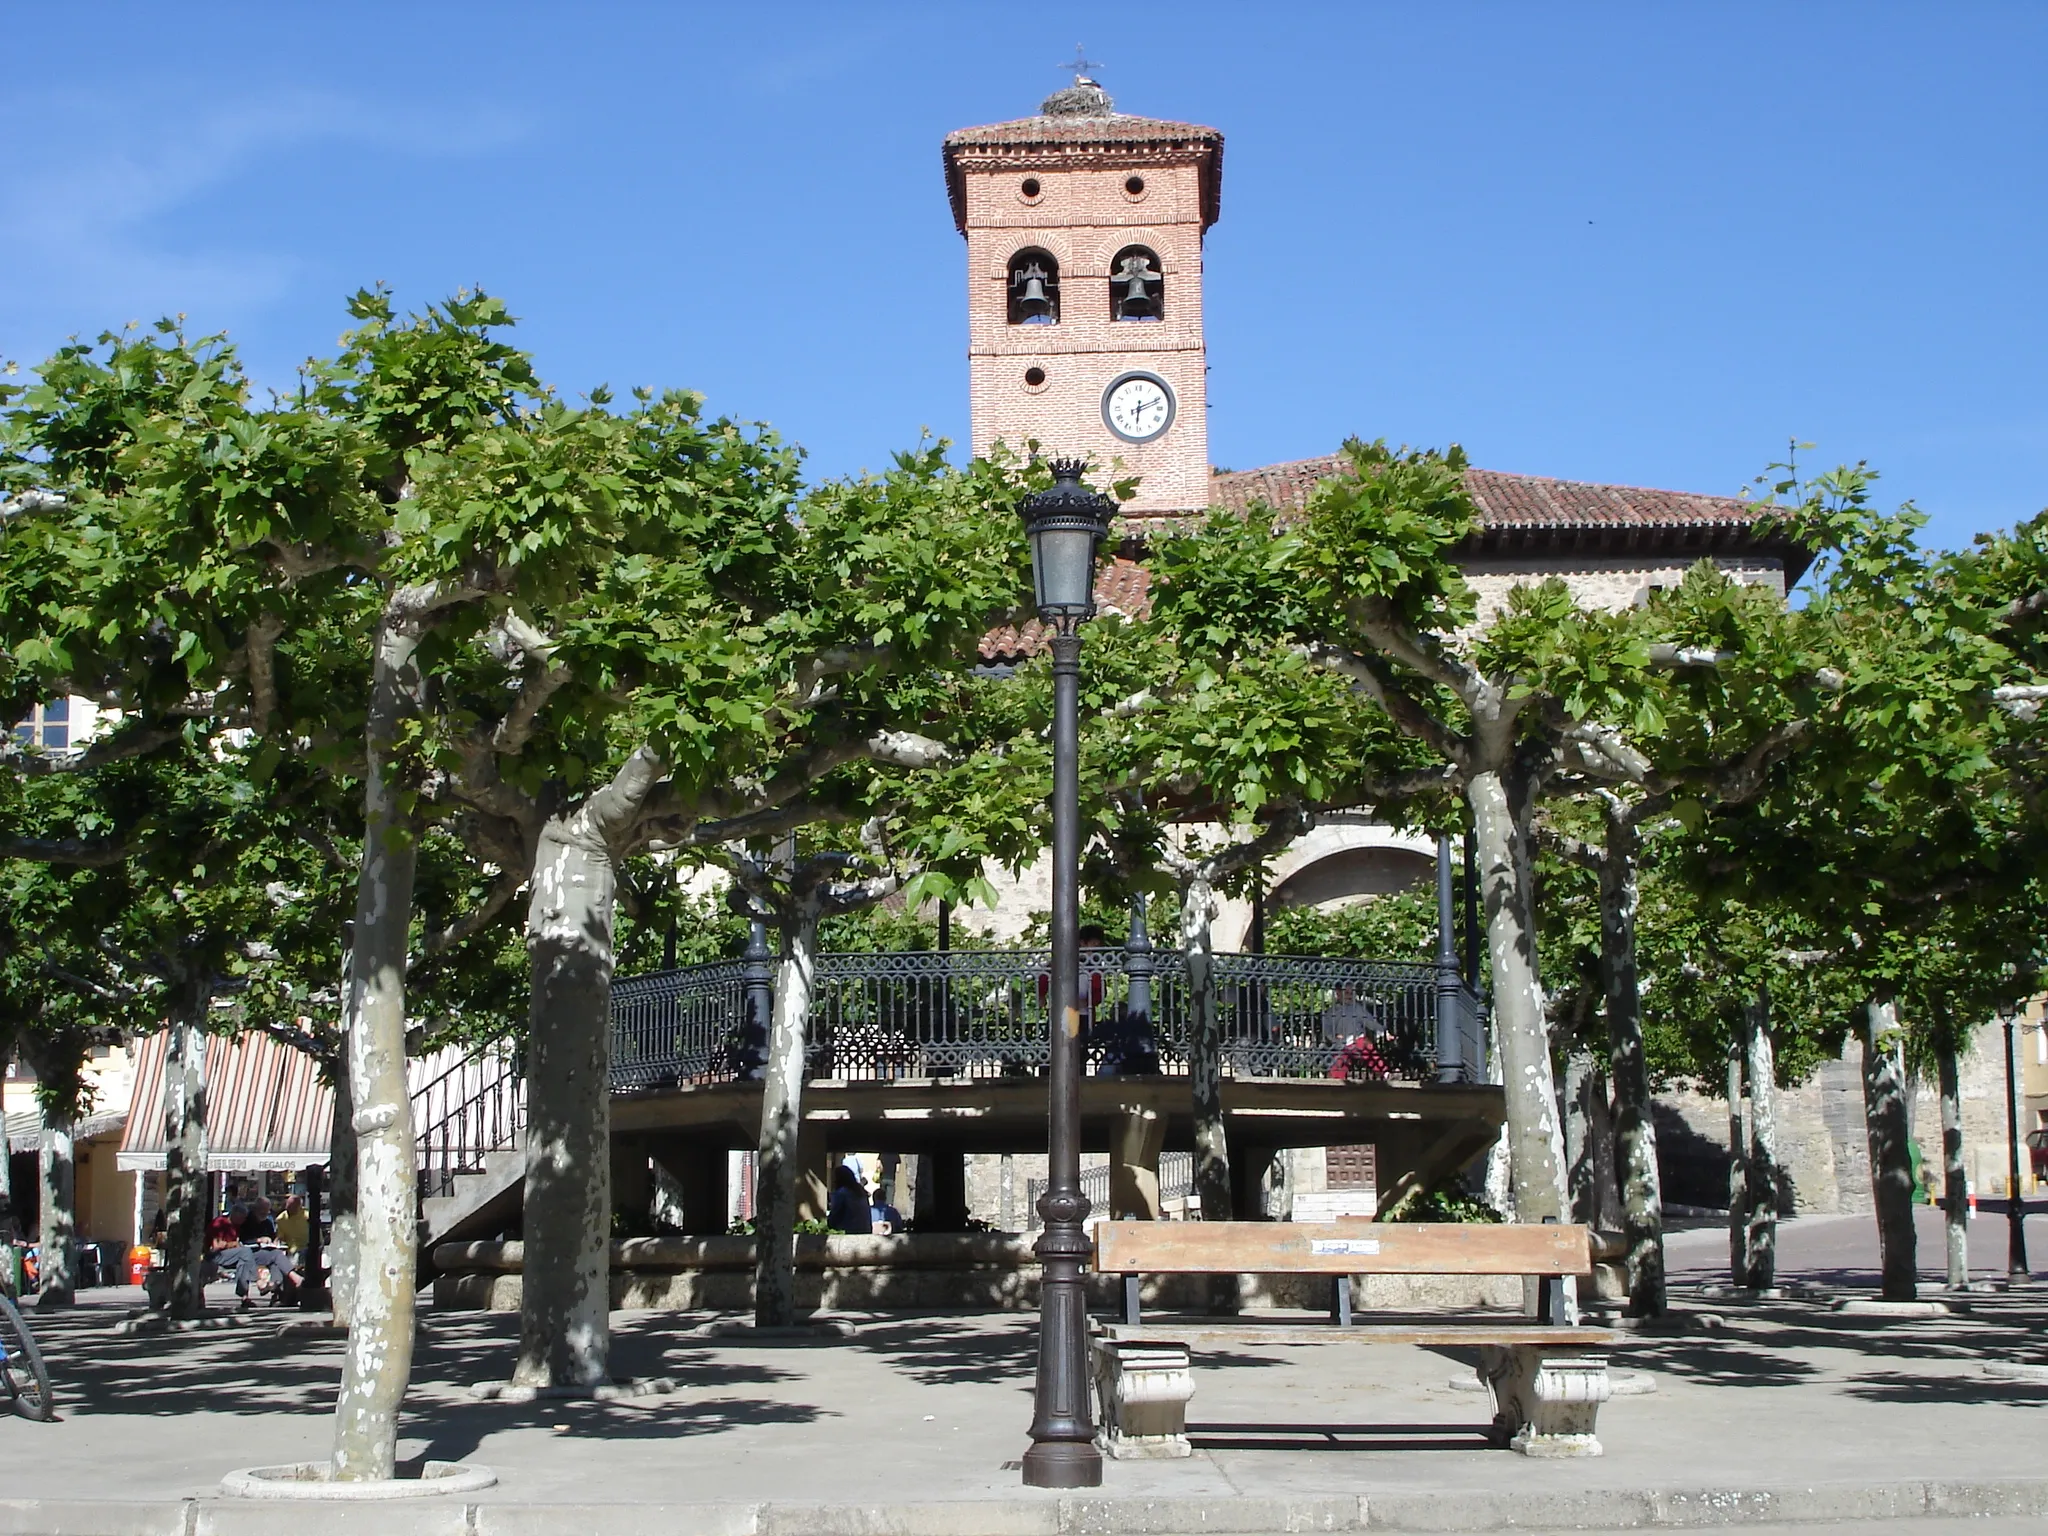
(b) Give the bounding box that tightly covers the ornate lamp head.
[1018,459,1113,622]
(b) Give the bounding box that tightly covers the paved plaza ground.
[2,1207,2045,1533]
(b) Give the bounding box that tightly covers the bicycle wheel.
[0,1293,54,1421]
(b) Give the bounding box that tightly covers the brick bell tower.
[943,74,1222,521]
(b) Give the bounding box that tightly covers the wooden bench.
[1088,1220,1622,1460]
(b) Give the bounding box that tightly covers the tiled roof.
[979,556,1152,661]
[941,113,1224,232]
[978,455,1809,661]
[943,113,1224,150]
[1208,455,1762,532]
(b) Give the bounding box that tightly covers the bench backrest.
[1093,1220,1592,1277]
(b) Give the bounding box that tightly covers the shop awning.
[5,1108,129,1152]
[117,1031,332,1173]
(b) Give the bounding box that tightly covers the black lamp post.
[1019,459,1112,1489]
[2003,1007,2031,1280]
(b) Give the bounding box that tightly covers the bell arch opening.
[1110,245,1162,321]
[1008,249,1060,325]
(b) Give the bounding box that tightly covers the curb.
[7,1480,2048,1536]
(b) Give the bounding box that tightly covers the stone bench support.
[1093,1340,1195,1460]
[1478,1345,1611,1457]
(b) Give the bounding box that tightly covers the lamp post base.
[1021,1440,1103,1488]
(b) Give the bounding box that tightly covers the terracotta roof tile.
[979,455,1807,661]
[1207,455,1764,532]
[979,556,1152,661]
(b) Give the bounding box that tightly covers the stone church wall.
[1650,1017,2018,1217]
[1464,555,1787,623]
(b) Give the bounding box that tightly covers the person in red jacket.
[1322,988,1390,1081]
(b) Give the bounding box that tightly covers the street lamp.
[2001,1004,2031,1280]
[1018,459,1113,1489]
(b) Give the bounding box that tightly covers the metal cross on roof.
[1059,45,1102,83]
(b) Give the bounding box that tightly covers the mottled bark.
[36,1115,75,1308]
[1563,1047,1600,1224]
[756,905,819,1328]
[159,1004,210,1319]
[1937,1036,1969,1291]
[1726,1041,1747,1285]
[1182,870,1231,1225]
[1862,1000,1918,1301]
[515,809,622,1390]
[1181,871,1241,1313]
[1597,807,1664,1315]
[330,614,424,1481]
[1469,768,1565,1224]
[1743,992,1778,1290]
[326,1058,359,1328]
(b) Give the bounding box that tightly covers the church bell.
[1013,264,1054,321]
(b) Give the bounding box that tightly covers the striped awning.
[117,1031,333,1173]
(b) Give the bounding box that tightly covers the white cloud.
[0,87,528,355]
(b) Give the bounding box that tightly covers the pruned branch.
[247,1014,340,1062]
[0,719,184,778]
[488,613,572,753]
[0,835,130,867]
[245,611,285,731]
[416,867,526,961]
[1161,805,1311,885]
[1646,644,1737,668]
[1994,683,2048,722]
[1303,641,1467,768]
[0,490,68,524]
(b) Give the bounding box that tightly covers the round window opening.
[1124,175,1146,196]
[1020,177,1041,198]
[1024,366,1047,388]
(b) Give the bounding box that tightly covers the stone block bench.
[1089,1219,1623,1460]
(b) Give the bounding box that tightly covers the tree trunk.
[755,904,819,1328]
[1937,1035,1969,1291]
[1182,869,1233,1224]
[1743,992,1778,1291]
[326,1055,359,1328]
[1862,1000,1918,1301]
[1726,1040,1747,1286]
[1468,769,1565,1223]
[516,811,620,1390]
[330,614,424,1482]
[0,1064,15,1300]
[160,1000,211,1320]
[36,1113,75,1308]
[1598,810,1665,1316]
[1563,1047,1599,1224]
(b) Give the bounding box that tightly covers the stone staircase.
[419,1146,524,1258]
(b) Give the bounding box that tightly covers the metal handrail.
[412,1048,524,1204]
[608,948,1488,1092]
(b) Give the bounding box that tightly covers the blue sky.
[4,4,2043,551]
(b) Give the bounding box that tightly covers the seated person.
[205,1212,299,1309]
[825,1164,871,1236]
[238,1197,278,1244]
[868,1189,904,1235]
[274,1195,309,1257]
[1330,1033,1391,1081]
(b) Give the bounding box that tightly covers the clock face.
[1102,371,1176,443]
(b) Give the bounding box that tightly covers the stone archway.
[1212,822,1435,951]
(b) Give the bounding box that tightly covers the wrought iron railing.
[413,1047,524,1204]
[607,948,1487,1092]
